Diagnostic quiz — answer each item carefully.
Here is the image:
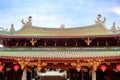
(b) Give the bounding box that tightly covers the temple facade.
[0,14,120,80]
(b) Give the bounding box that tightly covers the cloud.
[112,6,120,15]
[0,0,120,30]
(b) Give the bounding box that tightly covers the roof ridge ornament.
[60,24,65,29]
[10,23,15,34]
[111,22,116,32]
[0,27,8,32]
[21,16,32,26]
[95,14,106,24]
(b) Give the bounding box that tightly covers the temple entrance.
[37,69,67,80]
[35,68,89,80]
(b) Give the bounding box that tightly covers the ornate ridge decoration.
[21,16,32,26]
[95,14,106,24]
[111,22,116,32]
[10,24,15,34]
[60,24,65,29]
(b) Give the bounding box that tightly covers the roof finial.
[95,14,106,24]
[103,17,106,23]
[28,16,32,22]
[60,24,65,29]
[21,16,32,26]
[97,14,101,22]
[111,22,116,32]
[10,23,15,34]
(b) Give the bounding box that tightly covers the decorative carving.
[85,38,92,46]
[21,16,32,26]
[71,60,81,72]
[0,27,8,32]
[113,22,115,26]
[37,60,47,71]
[17,60,30,69]
[60,24,65,29]
[111,22,116,32]
[97,14,101,22]
[21,19,25,24]
[103,17,106,23]
[95,14,106,24]
[30,38,37,46]
[87,59,103,66]
[10,24,15,34]
[87,59,104,71]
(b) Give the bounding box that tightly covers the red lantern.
[100,65,106,72]
[0,65,4,71]
[14,64,19,71]
[116,64,120,71]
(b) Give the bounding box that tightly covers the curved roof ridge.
[12,22,109,36]
[16,22,105,31]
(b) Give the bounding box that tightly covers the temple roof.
[0,47,120,60]
[13,23,108,36]
[0,15,112,37]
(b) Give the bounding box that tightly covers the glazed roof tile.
[13,23,108,36]
[0,48,120,59]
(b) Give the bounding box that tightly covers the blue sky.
[0,0,120,30]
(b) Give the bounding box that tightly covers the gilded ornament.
[71,60,81,72]
[30,38,37,46]
[85,38,92,46]
[36,60,47,71]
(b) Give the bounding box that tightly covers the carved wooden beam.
[36,60,47,71]
[71,60,81,72]
[17,59,30,69]
[86,59,104,71]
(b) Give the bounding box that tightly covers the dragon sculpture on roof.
[21,16,32,26]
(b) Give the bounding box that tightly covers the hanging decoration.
[0,64,4,71]
[116,64,120,71]
[14,64,19,71]
[100,65,106,72]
